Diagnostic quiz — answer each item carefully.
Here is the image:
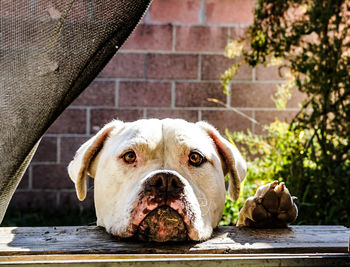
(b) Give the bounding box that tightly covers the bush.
[220,0,350,226]
[220,118,349,226]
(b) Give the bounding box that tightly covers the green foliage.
[220,0,350,226]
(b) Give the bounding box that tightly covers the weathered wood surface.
[1,253,350,266]
[0,225,348,255]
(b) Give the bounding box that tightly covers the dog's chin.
[135,206,188,242]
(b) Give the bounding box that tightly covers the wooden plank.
[1,254,350,266]
[0,226,348,255]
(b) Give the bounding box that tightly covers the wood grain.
[0,225,348,255]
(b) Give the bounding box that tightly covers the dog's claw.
[271,180,278,188]
[237,181,298,228]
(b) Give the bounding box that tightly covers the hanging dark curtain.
[0,0,152,222]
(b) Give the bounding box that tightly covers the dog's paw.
[237,181,298,228]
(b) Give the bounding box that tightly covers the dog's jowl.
[68,119,297,242]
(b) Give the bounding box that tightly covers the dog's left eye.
[188,152,205,167]
[122,151,137,164]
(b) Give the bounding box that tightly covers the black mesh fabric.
[0,0,151,222]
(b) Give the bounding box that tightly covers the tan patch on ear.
[208,132,240,201]
[76,126,115,201]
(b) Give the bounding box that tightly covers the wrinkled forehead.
[162,119,214,153]
[109,119,163,152]
[108,119,214,154]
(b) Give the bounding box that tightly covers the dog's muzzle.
[124,171,195,242]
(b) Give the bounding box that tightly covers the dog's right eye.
[188,151,205,167]
[122,151,137,164]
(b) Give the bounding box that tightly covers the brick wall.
[9,0,303,214]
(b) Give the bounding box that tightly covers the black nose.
[146,172,184,194]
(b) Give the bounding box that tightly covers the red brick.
[149,0,201,23]
[60,137,90,164]
[99,53,145,78]
[90,109,143,133]
[201,110,253,134]
[254,110,299,135]
[206,0,254,25]
[147,109,198,122]
[146,53,199,79]
[47,109,86,134]
[229,27,248,40]
[32,137,57,162]
[7,191,58,210]
[256,65,287,81]
[32,164,73,189]
[230,83,305,109]
[0,0,30,18]
[175,82,226,107]
[201,55,252,80]
[176,26,228,52]
[17,170,29,189]
[34,0,89,20]
[123,24,173,51]
[119,82,172,107]
[287,88,306,108]
[72,81,116,106]
[229,83,276,108]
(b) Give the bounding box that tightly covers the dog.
[68,119,297,242]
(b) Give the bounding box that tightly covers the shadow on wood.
[0,225,349,266]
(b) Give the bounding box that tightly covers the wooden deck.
[0,225,349,266]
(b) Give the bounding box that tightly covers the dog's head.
[68,119,246,242]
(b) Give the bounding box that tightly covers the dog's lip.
[120,196,198,240]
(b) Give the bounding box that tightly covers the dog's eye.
[188,152,205,167]
[122,151,137,164]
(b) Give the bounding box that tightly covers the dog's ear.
[196,121,246,201]
[68,120,124,201]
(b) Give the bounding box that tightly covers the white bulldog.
[68,119,297,242]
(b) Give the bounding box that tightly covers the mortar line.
[143,7,150,23]
[172,26,176,52]
[125,21,250,27]
[200,0,206,25]
[118,50,225,56]
[94,77,284,83]
[252,67,256,81]
[86,107,91,135]
[143,53,148,78]
[252,110,256,134]
[198,54,202,80]
[46,107,298,112]
[115,80,119,108]
[226,88,231,106]
[57,136,61,164]
[171,81,176,108]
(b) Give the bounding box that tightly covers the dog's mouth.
[117,193,197,242]
[136,206,187,242]
[111,172,201,242]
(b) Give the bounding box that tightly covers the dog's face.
[68,119,246,242]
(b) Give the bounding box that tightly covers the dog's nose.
[146,172,184,194]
